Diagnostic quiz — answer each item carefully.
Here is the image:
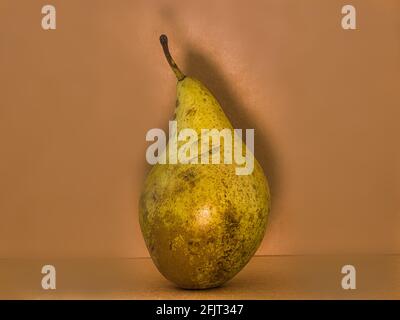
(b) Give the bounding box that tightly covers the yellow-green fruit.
[139,35,270,289]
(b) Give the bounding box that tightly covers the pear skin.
[139,35,270,289]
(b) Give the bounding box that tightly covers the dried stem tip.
[159,34,186,81]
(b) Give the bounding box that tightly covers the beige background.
[0,0,398,258]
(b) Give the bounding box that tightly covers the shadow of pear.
[184,46,280,199]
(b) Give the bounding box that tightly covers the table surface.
[1,255,399,299]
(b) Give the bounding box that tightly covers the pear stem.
[159,34,186,81]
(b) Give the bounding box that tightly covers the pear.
[139,35,270,289]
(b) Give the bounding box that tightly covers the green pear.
[139,35,270,289]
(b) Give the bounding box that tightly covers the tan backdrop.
[0,0,398,258]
